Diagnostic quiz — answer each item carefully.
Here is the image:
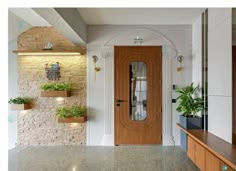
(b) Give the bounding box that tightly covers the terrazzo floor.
[9,146,199,171]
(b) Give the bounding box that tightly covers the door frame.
[87,45,175,146]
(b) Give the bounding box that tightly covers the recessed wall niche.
[16,27,87,145]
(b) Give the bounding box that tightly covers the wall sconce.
[177,55,184,82]
[92,55,101,80]
[177,55,184,72]
[56,97,65,105]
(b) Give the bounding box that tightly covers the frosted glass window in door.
[130,62,147,121]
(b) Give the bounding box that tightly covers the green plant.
[41,82,72,91]
[55,106,86,118]
[8,97,30,104]
[176,83,204,117]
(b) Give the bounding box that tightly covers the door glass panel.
[130,62,147,121]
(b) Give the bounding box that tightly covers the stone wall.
[16,27,87,145]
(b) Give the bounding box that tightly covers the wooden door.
[114,46,162,145]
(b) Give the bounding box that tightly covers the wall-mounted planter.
[41,91,71,97]
[11,104,30,110]
[58,116,87,123]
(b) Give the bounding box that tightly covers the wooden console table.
[177,123,236,171]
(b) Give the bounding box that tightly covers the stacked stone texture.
[16,27,86,145]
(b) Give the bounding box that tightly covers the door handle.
[116,99,125,103]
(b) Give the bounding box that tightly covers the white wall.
[192,16,202,85]
[87,25,192,146]
[191,15,203,118]
[8,11,32,149]
[8,41,18,149]
[8,11,32,42]
[208,8,232,143]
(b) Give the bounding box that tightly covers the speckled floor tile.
[9,146,199,171]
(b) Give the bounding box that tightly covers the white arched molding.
[87,28,177,146]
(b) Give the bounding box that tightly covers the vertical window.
[130,62,147,121]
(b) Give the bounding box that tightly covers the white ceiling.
[77,8,205,25]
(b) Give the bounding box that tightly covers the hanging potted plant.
[176,83,204,151]
[40,82,72,97]
[8,97,31,110]
[55,106,87,123]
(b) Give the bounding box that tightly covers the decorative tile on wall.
[16,27,87,145]
[17,55,87,145]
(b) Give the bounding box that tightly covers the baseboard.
[162,134,175,146]
[102,134,114,146]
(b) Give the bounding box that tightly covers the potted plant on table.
[41,82,72,97]
[176,83,204,129]
[55,106,87,123]
[8,97,31,110]
[176,83,204,151]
